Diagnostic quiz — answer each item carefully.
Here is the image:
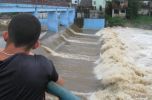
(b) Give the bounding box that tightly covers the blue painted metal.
[33,8,38,17]
[68,10,75,25]
[0,7,35,13]
[39,19,47,26]
[0,3,68,9]
[0,3,75,32]
[0,3,74,13]
[47,11,59,32]
[83,18,105,30]
[60,10,69,27]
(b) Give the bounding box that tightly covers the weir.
[0,27,102,98]
[34,28,102,95]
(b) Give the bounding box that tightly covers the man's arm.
[56,76,64,86]
[29,52,64,85]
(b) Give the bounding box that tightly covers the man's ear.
[2,31,9,42]
[33,41,40,49]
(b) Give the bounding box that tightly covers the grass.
[129,16,152,26]
[107,17,127,27]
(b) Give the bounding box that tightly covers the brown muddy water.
[34,29,102,94]
[55,42,100,58]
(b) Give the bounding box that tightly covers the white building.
[92,0,106,11]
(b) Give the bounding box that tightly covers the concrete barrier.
[83,18,105,30]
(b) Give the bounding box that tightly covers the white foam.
[91,27,152,100]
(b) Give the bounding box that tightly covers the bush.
[107,17,127,27]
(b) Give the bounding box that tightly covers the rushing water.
[0,30,102,98]
[34,30,102,95]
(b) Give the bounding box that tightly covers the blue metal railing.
[0,0,69,6]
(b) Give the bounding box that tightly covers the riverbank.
[107,16,152,30]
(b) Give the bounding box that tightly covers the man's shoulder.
[15,54,52,65]
[15,54,54,72]
[34,54,54,68]
[34,54,52,63]
[33,55,55,74]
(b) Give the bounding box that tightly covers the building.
[77,0,106,18]
[138,0,152,15]
[150,0,152,15]
[80,0,92,7]
[77,0,93,18]
[92,0,106,11]
[112,0,128,17]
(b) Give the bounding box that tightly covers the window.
[94,6,96,10]
[94,1,96,5]
[99,6,102,11]
[75,0,77,4]
[114,9,119,14]
[121,9,125,13]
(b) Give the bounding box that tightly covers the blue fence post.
[33,7,38,17]
[68,10,75,25]
[59,10,69,27]
[47,11,59,32]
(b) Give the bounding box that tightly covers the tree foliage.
[126,0,140,19]
[105,1,112,17]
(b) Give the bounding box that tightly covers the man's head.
[3,14,41,50]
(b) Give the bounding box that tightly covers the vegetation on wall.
[106,15,152,29]
[106,16,126,27]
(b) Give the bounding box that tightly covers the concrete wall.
[83,18,105,30]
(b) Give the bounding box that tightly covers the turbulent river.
[1,27,152,100]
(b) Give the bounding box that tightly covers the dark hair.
[8,14,41,50]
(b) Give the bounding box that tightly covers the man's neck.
[3,44,30,55]
[0,44,31,61]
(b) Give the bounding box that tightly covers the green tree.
[127,0,140,19]
[105,1,112,17]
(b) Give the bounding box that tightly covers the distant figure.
[0,14,80,100]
